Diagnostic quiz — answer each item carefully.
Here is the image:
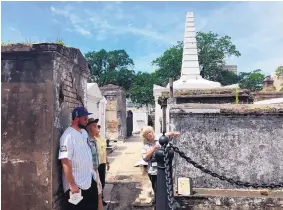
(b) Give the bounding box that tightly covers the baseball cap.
[72,106,93,119]
[87,118,99,126]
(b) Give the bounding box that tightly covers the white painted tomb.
[87,83,107,138]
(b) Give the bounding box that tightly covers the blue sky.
[2,1,283,75]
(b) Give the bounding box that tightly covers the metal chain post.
[163,143,175,209]
[155,135,175,210]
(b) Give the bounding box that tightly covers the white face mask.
[68,189,83,205]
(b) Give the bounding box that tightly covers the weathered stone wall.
[175,194,283,210]
[169,102,283,189]
[52,44,89,210]
[1,43,89,210]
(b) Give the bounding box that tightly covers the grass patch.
[1,38,68,47]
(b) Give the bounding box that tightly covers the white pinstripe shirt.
[58,127,96,192]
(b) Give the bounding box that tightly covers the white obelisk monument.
[153,12,221,133]
[168,12,221,89]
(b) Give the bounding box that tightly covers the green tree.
[129,72,157,107]
[275,66,283,78]
[85,49,135,90]
[152,32,241,86]
[218,70,239,86]
[238,69,265,91]
[197,32,241,81]
[237,72,250,81]
[275,66,283,91]
[152,42,183,87]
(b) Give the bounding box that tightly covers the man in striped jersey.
[59,106,98,210]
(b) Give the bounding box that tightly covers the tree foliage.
[218,71,239,86]
[152,42,183,87]
[275,66,283,91]
[238,69,265,91]
[85,49,135,91]
[128,72,156,106]
[85,31,269,107]
[151,32,241,86]
[275,66,283,78]
[197,32,241,81]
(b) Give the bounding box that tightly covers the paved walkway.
[103,134,154,210]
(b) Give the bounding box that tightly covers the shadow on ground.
[106,176,153,210]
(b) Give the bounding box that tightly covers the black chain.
[163,144,175,209]
[170,144,283,189]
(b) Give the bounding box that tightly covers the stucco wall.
[1,43,89,210]
[2,48,54,210]
[169,103,283,189]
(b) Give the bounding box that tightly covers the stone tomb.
[100,84,127,141]
[253,75,283,102]
[169,102,283,209]
[1,43,89,210]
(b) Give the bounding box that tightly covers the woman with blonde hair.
[95,124,110,206]
[86,118,104,210]
[141,126,180,206]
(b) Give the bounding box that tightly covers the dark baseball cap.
[87,118,99,126]
[72,106,93,119]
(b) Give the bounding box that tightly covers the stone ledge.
[176,188,283,198]
[175,188,283,209]
[160,88,250,99]
[170,104,283,115]
[100,84,126,92]
[253,91,283,95]
[1,43,89,72]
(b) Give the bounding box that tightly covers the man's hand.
[69,183,80,193]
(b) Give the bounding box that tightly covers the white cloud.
[49,2,283,74]
[74,25,91,36]
[50,5,91,36]
[83,10,178,45]
[50,3,181,45]
[193,2,283,74]
[8,27,17,32]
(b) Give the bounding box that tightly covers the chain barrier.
[163,144,175,209]
[169,143,283,189]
